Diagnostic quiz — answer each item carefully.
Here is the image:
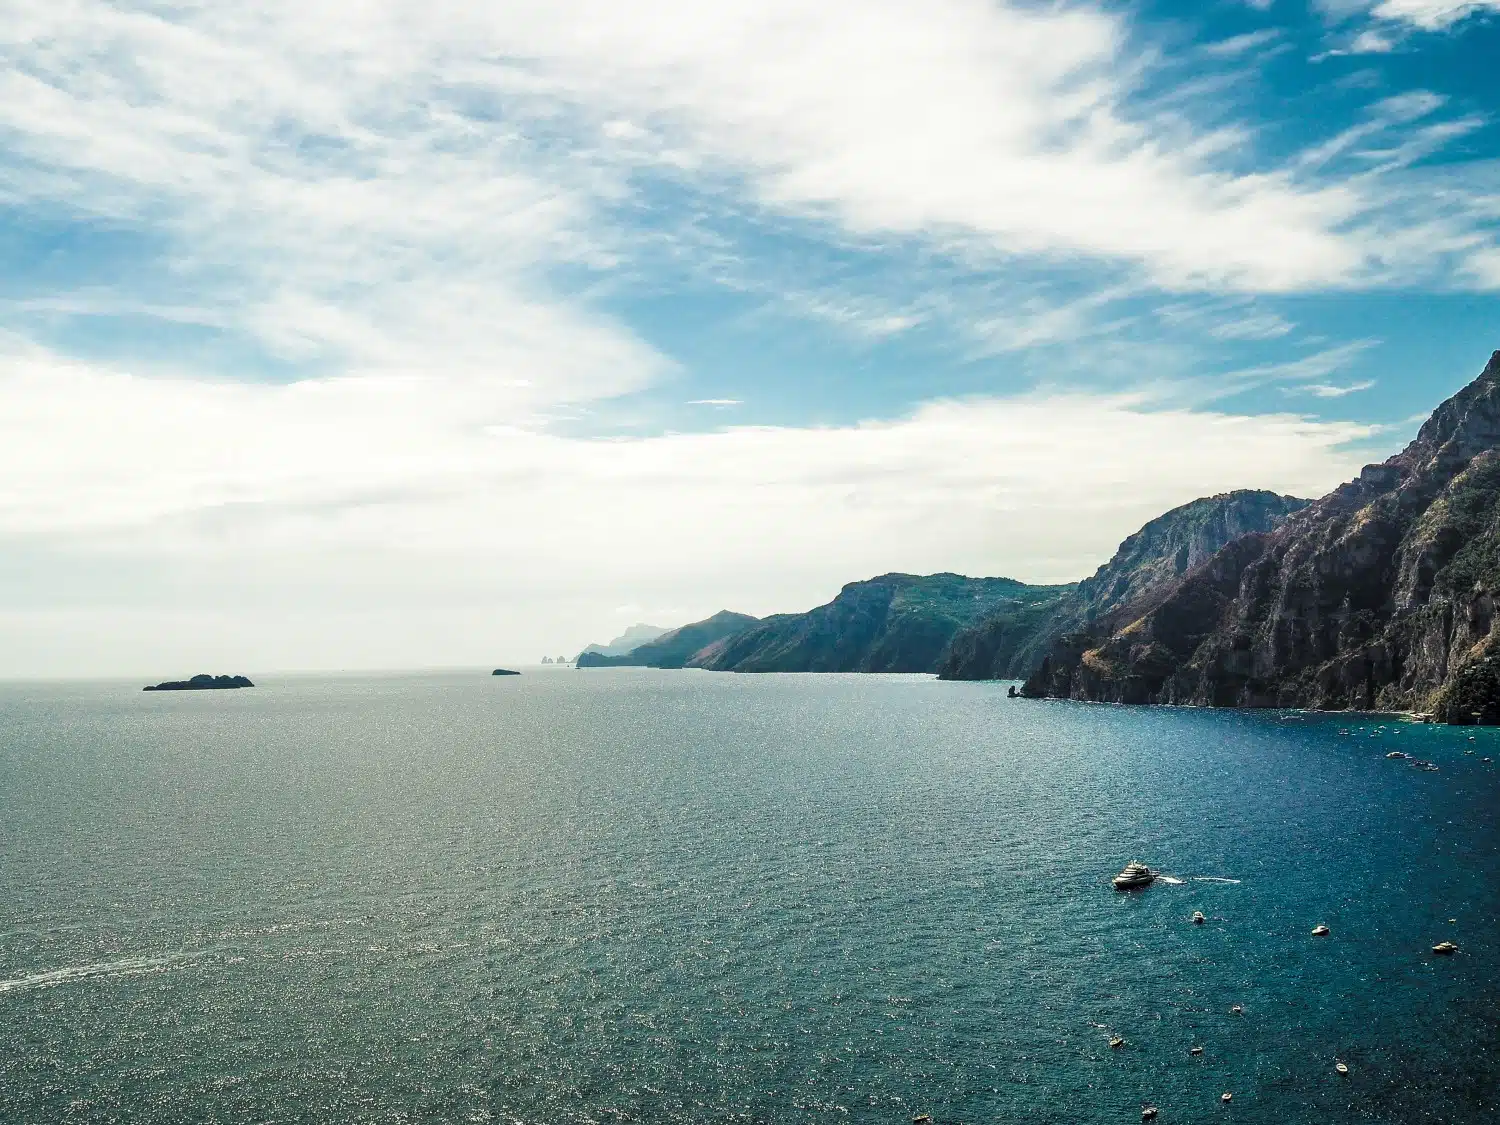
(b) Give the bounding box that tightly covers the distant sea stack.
[143,674,254,692]
[1022,350,1500,724]
[491,668,521,676]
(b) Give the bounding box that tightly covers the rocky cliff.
[576,611,760,668]
[938,490,1308,680]
[689,574,1067,674]
[1023,350,1500,723]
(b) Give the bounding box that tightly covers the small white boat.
[1192,911,1206,925]
[1113,862,1156,890]
[1311,925,1330,937]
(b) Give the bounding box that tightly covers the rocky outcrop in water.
[576,611,760,668]
[1023,351,1500,723]
[690,574,1067,673]
[938,491,1308,681]
[143,674,254,691]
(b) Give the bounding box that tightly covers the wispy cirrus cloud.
[1368,1,1500,28]
[1290,379,1378,397]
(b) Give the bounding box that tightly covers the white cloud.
[1369,1,1500,28]
[0,349,1379,674]
[1350,29,1398,50]
[1466,248,1500,287]
[0,0,1438,313]
[1220,340,1378,388]
[1290,379,1378,397]
[0,0,656,405]
[1201,30,1284,57]
[1209,313,1297,340]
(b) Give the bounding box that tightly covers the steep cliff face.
[576,611,759,668]
[689,574,1067,674]
[938,491,1308,680]
[1024,351,1500,722]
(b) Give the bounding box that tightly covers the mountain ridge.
[577,611,760,668]
[578,623,670,660]
[1022,350,1500,723]
[938,490,1309,681]
[689,573,1069,674]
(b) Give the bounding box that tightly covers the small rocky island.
[143,674,254,692]
[491,668,520,676]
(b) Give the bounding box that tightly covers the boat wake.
[1192,876,1243,884]
[1155,875,1185,885]
[0,952,205,995]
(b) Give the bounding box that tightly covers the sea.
[0,670,1496,1124]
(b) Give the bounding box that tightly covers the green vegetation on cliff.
[938,490,1309,681]
[690,574,1067,674]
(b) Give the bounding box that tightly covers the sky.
[1,0,1498,675]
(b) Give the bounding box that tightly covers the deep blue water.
[0,670,1496,1124]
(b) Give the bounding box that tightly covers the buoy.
[1221,1092,1233,1103]
[1433,941,1458,955]
[1110,1036,1126,1049]
[1335,1061,1349,1075]
[1311,924,1330,936]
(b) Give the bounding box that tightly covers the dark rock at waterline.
[491,668,521,676]
[143,674,254,691]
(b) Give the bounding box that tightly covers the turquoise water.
[0,671,1496,1124]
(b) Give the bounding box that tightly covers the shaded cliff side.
[689,574,1068,674]
[1023,350,1500,723]
[938,490,1309,680]
[577,611,760,668]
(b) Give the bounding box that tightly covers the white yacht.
[1112,862,1156,890]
